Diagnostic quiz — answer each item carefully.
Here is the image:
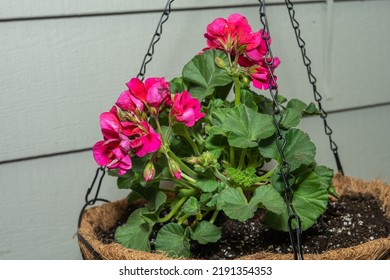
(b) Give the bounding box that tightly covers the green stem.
[181,172,197,185]
[158,196,188,223]
[178,214,192,225]
[237,148,247,170]
[182,129,200,156]
[230,146,235,167]
[189,129,204,146]
[234,76,241,107]
[254,166,277,183]
[213,168,229,183]
[209,209,219,224]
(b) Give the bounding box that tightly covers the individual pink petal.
[117,155,132,175]
[100,110,121,140]
[130,122,162,157]
[92,140,114,166]
[116,90,144,113]
[126,78,147,102]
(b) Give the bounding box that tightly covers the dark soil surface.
[96,193,390,259]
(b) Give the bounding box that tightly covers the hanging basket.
[77,174,390,260]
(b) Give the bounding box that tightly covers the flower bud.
[215,57,226,69]
[240,75,250,86]
[187,156,199,164]
[143,162,156,182]
[168,158,181,180]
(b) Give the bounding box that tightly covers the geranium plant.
[92,14,337,258]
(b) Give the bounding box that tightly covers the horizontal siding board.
[326,0,390,109]
[0,0,325,20]
[300,105,390,183]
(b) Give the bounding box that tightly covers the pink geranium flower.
[249,57,280,90]
[145,77,172,109]
[204,14,260,52]
[170,91,205,127]
[126,77,172,113]
[93,139,132,176]
[116,90,144,113]
[92,107,135,175]
[99,107,136,139]
[129,121,162,157]
[245,29,269,63]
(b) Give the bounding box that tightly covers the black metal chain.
[284,0,344,175]
[258,0,304,260]
[77,167,109,228]
[78,0,176,229]
[137,0,175,81]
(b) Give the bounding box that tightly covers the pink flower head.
[245,29,269,64]
[92,139,132,176]
[125,77,171,113]
[170,91,205,127]
[145,77,172,110]
[93,107,136,175]
[116,90,144,113]
[250,57,280,90]
[129,121,162,157]
[204,14,260,52]
[99,107,137,139]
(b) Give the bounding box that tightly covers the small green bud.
[215,57,226,68]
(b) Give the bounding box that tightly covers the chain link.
[258,0,304,260]
[137,0,175,81]
[284,0,344,174]
[78,167,109,228]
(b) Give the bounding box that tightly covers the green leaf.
[269,168,295,193]
[191,221,221,244]
[286,99,307,112]
[314,165,338,198]
[170,77,187,93]
[260,128,316,171]
[197,178,221,192]
[182,197,200,216]
[314,165,333,190]
[155,223,191,258]
[251,186,285,214]
[117,170,140,189]
[150,191,167,213]
[240,89,258,110]
[128,182,160,203]
[215,82,233,100]
[304,102,319,115]
[115,208,154,252]
[217,187,257,222]
[265,171,328,231]
[183,50,233,101]
[222,104,275,148]
[281,108,301,129]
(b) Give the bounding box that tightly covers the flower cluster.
[93,77,204,176]
[204,13,280,90]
